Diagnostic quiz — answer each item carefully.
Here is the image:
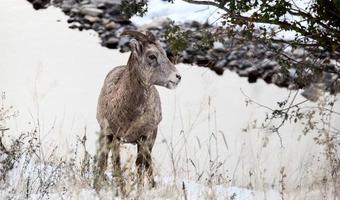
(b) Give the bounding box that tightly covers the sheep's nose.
[176,74,181,80]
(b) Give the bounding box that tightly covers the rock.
[245,51,254,58]
[92,22,103,31]
[215,60,227,68]
[271,43,281,49]
[181,51,193,64]
[228,60,239,68]
[238,66,255,77]
[30,0,50,10]
[69,24,78,29]
[99,31,112,39]
[104,37,119,49]
[259,59,278,70]
[25,0,339,94]
[192,32,203,39]
[265,51,275,58]
[288,68,297,79]
[67,17,76,23]
[288,83,299,90]
[211,66,224,75]
[213,41,224,50]
[105,4,121,16]
[186,44,197,54]
[325,64,337,73]
[196,55,210,65]
[61,3,73,13]
[80,0,91,5]
[52,0,62,5]
[272,73,289,87]
[115,26,132,36]
[70,8,80,14]
[92,0,121,4]
[105,21,118,30]
[191,21,201,28]
[237,66,261,83]
[140,18,171,31]
[97,3,107,9]
[209,49,227,59]
[239,61,252,69]
[323,72,337,89]
[80,6,103,17]
[292,48,305,57]
[227,51,240,61]
[83,23,91,30]
[97,29,105,34]
[263,71,275,83]
[111,15,131,25]
[84,15,100,23]
[248,70,260,83]
[119,47,130,53]
[102,18,110,25]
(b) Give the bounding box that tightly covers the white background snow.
[0,0,339,199]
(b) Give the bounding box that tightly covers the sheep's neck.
[114,66,150,129]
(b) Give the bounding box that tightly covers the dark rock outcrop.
[26,0,339,95]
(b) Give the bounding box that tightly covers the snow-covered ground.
[1,152,282,200]
[131,0,224,26]
[0,0,339,199]
[131,0,313,41]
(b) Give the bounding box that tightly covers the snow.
[180,180,281,200]
[131,0,224,26]
[131,0,314,41]
[213,41,225,50]
[181,180,255,199]
[1,0,339,199]
[1,156,281,200]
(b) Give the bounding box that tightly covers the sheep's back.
[96,65,126,130]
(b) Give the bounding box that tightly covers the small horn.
[146,31,156,42]
[121,30,148,42]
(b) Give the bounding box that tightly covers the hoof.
[149,178,157,189]
[94,175,105,193]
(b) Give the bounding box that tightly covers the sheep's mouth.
[166,80,179,89]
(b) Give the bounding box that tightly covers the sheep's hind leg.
[136,129,157,188]
[94,132,112,192]
[111,138,126,195]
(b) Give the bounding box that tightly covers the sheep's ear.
[129,39,142,56]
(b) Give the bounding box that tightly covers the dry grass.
[0,91,339,199]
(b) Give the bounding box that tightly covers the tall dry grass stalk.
[0,90,339,199]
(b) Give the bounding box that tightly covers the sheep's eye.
[148,54,157,60]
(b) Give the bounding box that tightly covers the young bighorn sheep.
[94,30,181,192]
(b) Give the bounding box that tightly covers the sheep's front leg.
[111,138,126,195]
[136,129,157,188]
[94,133,112,192]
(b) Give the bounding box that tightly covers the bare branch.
[181,0,224,9]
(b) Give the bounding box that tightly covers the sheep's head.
[122,30,181,89]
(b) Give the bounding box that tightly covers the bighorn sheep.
[94,30,181,192]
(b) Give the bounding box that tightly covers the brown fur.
[94,31,180,194]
